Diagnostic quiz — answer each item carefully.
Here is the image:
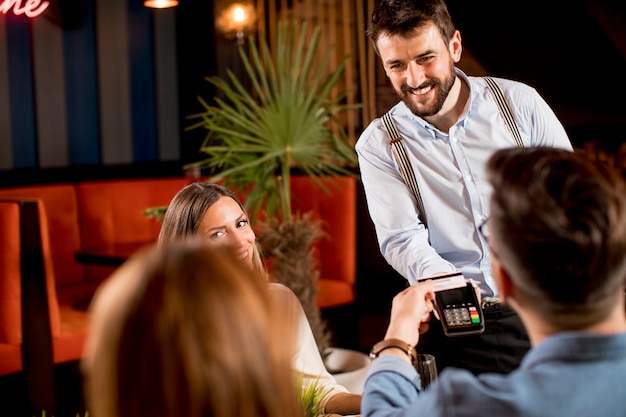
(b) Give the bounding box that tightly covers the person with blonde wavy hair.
[82,240,304,417]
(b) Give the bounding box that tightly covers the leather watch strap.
[370,338,417,365]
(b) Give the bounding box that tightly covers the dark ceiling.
[447,0,626,142]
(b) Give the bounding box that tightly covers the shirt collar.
[455,68,473,128]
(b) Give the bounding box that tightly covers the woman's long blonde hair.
[83,240,302,417]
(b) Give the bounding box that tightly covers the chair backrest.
[0,185,84,288]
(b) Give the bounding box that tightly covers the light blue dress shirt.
[362,332,626,417]
[356,69,573,295]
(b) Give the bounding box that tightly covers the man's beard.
[396,64,456,118]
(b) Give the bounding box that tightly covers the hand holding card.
[418,273,485,337]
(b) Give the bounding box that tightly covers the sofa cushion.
[53,306,90,364]
[0,344,21,376]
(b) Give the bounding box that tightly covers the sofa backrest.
[290,175,357,287]
[75,177,192,281]
[0,185,84,289]
[0,200,23,346]
[76,177,192,246]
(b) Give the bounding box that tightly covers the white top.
[268,283,349,408]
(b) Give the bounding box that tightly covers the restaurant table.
[74,241,154,267]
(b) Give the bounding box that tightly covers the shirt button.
[465,175,473,182]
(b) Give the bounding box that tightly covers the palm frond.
[186,20,360,224]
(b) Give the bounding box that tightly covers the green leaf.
[295,373,335,417]
[186,20,360,224]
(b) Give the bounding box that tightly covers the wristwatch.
[369,338,417,365]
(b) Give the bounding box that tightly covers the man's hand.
[384,280,435,347]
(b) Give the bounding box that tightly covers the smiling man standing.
[356,0,573,375]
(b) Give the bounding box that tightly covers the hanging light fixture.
[215,2,256,45]
[144,0,179,8]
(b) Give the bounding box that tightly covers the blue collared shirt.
[363,332,626,417]
[355,69,573,295]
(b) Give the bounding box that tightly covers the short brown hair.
[367,0,456,53]
[487,147,626,329]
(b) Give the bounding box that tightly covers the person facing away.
[355,0,574,374]
[82,240,304,417]
[157,182,362,416]
[362,146,626,417]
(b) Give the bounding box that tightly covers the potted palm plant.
[185,20,359,354]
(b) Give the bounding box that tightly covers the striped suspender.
[483,76,524,148]
[382,76,524,228]
[382,111,428,227]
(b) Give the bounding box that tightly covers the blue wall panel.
[0,1,181,172]
[153,9,180,162]
[128,1,157,162]
[64,0,100,165]
[6,16,36,168]
[0,16,14,170]
[32,11,69,168]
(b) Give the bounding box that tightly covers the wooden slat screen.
[250,0,378,145]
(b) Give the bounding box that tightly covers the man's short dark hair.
[367,0,456,47]
[486,147,626,329]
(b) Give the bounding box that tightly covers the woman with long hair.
[83,240,303,417]
[157,182,362,416]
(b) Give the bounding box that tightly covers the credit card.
[417,272,466,292]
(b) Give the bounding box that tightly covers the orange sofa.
[0,177,193,377]
[0,178,192,309]
[0,175,357,378]
[290,175,357,309]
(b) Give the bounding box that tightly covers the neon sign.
[0,0,50,18]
